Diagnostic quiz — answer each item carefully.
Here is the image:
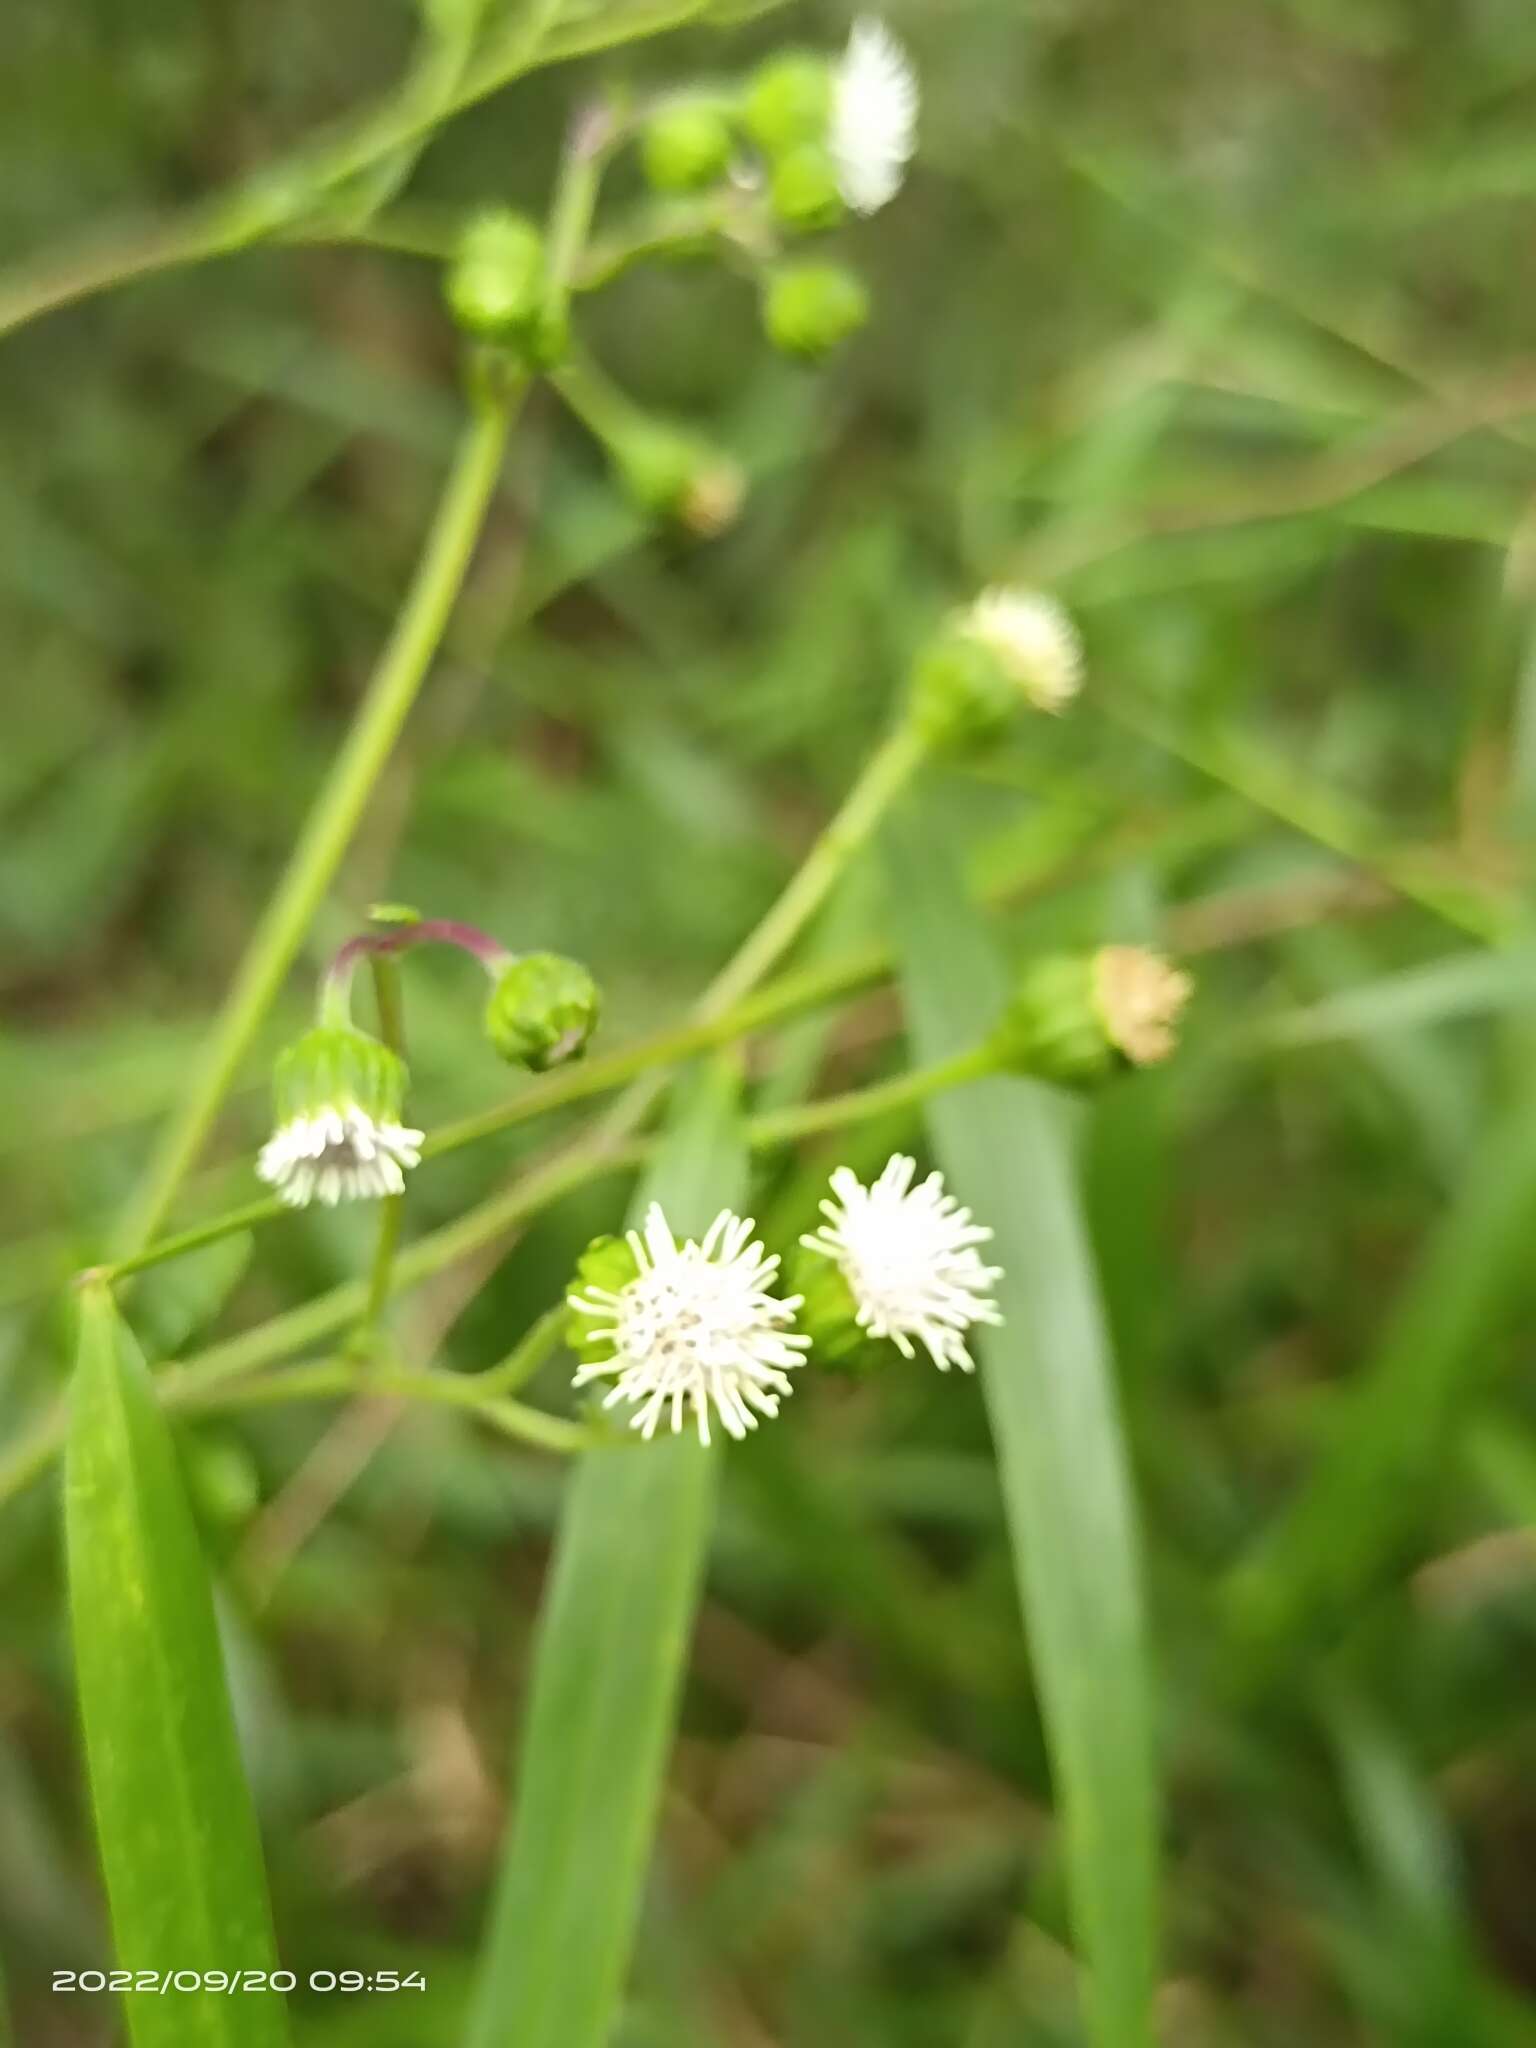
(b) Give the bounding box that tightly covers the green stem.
[700,723,931,1020]
[172,1355,590,1456]
[358,952,409,1346]
[748,1045,999,1150]
[478,1305,569,1396]
[545,109,612,300]
[113,390,521,1260]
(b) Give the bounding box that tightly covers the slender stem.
[112,390,521,1259]
[358,951,408,1346]
[478,1305,569,1395]
[700,723,930,1020]
[594,720,930,1144]
[327,918,511,994]
[545,106,613,301]
[171,1355,590,1455]
[88,1198,288,1284]
[748,1046,999,1150]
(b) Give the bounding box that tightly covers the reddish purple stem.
[327,919,510,988]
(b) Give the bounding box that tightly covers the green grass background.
[8,0,1536,2041]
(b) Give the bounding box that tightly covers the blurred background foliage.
[8,0,1536,2041]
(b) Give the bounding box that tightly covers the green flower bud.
[763,262,871,359]
[565,1233,640,1369]
[785,1244,885,1373]
[270,1025,408,1132]
[768,145,846,234]
[641,103,735,193]
[990,947,1192,1086]
[445,209,548,344]
[613,421,747,537]
[743,51,834,156]
[485,952,601,1071]
[909,587,1084,750]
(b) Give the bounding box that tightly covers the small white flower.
[960,587,1084,714]
[570,1204,809,1444]
[257,1106,423,1209]
[832,17,918,214]
[802,1155,1002,1372]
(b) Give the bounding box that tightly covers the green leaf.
[64,1287,288,2048]
[887,820,1160,2048]
[464,1062,747,2048]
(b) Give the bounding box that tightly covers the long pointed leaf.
[888,823,1160,2048]
[64,1286,288,2048]
[465,1063,747,2048]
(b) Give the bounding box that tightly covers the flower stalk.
[113,387,523,1259]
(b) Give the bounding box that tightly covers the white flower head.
[960,587,1084,715]
[258,1106,423,1209]
[256,1025,423,1209]
[570,1204,809,1445]
[832,17,918,214]
[802,1154,1002,1372]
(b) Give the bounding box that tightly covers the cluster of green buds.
[440,19,918,535]
[257,917,600,1211]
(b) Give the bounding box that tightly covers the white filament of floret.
[801,1154,1002,1372]
[832,17,918,214]
[569,1203,808,1445]
[256,1105,424,1209]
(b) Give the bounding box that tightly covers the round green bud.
[485,952,601,1071]
[566,1233,640,1369]
[743,51,833,156]
[989,946,1193,1086]
[909,628,1018,751]
[642,103,735,193]
[614,422,747,537]
[763,262,871,359]
[445,210,547,343]
[786,1245,885,1373]
[991,954,1117,1088]
[768,146,846,234]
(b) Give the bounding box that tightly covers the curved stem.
[112,390,521,1260]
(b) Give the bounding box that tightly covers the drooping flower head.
[256,1025,423,1209]
[831,18,919,214]
[801,1155,1002,1372]
[569,1204,808,1444]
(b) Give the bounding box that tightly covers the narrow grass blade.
[887,822,1160,2048]
[1223,1074,1536,1669]
[465,1062,747,2048]
[64,1286,288,2048]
